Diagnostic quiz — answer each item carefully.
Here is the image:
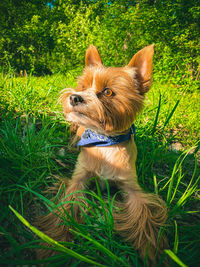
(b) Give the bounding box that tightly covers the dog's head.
[61,44,154,134]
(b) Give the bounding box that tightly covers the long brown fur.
[113,187,167,262]
[37,44,168,264]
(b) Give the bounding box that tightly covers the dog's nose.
[70,94,84,106]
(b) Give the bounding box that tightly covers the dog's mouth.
[66,111,88,122]
[66,111,104,131]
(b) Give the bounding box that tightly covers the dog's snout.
[70,94,84,106]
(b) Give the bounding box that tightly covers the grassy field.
[0,71,199,266]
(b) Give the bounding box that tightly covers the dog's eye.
[103,88,113,97]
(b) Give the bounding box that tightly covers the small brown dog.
[38,44,167,264]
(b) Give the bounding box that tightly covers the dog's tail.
[113,187,168,264]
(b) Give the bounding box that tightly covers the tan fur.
[37,44,168,264]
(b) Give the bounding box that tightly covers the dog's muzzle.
[70,94,84,106]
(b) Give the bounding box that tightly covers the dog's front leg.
[113,179,168,264]
[37,153,93,259]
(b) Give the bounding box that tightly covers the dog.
[37,44,168,264]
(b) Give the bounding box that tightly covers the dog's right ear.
[85,45,103,67]
[128,44,154,94]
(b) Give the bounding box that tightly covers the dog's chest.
[97,146,128,180]
[83,141,137,181]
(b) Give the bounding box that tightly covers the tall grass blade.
[163,99,180,129]
[172,174,200,213]
[152,92,161,135]
[70,229,128,266]
[166,148,194,205]
[164,249,187,267]
[9,206,105,267]
[153,174,158,194]
[173,221,178,254]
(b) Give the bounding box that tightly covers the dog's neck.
[77,124,136,147]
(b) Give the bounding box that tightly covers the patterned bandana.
[77,124,136,147]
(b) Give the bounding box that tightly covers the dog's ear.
[128,44,154,94]
[85,45,103,67]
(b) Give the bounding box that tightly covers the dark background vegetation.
[0,0,199,85]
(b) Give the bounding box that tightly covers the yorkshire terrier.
[37,44,168,264]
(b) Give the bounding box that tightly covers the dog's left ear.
[128,44,154,94]
[85,45,103,67]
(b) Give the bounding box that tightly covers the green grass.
[0,71,199,266]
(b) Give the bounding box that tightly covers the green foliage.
[0,72,199,266]
[0,0,199,89]
[8,179,134,266]
[9,204,107,266]
[0,0,52,74]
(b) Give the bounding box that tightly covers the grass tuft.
[0,71,199,266]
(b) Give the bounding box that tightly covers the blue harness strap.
[77,124,136,147]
